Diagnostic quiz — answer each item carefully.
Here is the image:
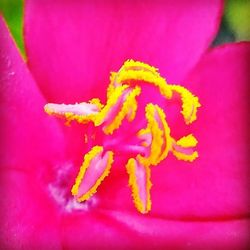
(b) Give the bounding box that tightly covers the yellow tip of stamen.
[153,105,172,163]
[137,128,152,147]
[176,134,198,148]
[89,98,104,109]
[126,157,152,214]
[172,150,199,162]
[93,85,129,126]
[169,85,201,124]
[103,86,141,135]
[44,102,101,125]
[171,134,199,162]
[123,59,160,76]
[116,69,172,99]
[71,146,114,202]
[138,104,164,167]
[64,112,96,124]
[107,72,117,99]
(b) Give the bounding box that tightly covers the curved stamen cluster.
[44,60,201,213]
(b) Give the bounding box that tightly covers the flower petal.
[106,211,249,249]
[150,42,250,218]
[24,0,223,103]
[0,170,61,249]
[93,43,250,223]
[0,17,65,172]
[61,208,249,249]
[60,212,133,249]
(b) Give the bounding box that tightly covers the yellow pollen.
[153,105,172,163]
[89,98,104,109]
[170,85,201,124]
[176,134,198,147]
[171,134,199,162]
[71,146,114,202]
[122,59,160,76]
[172,149,198,162]
[93,85,129,126]
[107,72,117,98]
[103,86,141,135]
[116,69,172,99]
[44,103,100,125]
[137,128,152,147]
[64,112,95,124]
[44,59,201,214]
[126,157,152,214]
[138,103,164,167]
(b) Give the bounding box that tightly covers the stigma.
[44,60,201,214]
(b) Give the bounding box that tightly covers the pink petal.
[0,169,61,249]
[151,42,250,218]
[60,208,249,249]
[92,43,250,225]
[24,0,223,103]
[106,211,249,249]
[0,17,65,173]
[61,212,133,249]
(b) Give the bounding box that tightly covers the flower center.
[44,60,200,214]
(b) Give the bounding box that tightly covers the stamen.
[89,98,104,110]
[44,101,100,124]
[106,59,172,101]
[107,71,117,98]
[71,146,114,202]
[169,85,201,124]
[138,103,165,167]
[44,59,201,214]
[122,59,160,76]
[116,69,172,99]
[93,85,129,126]
[137,128,152,147]
[126,157,152,214]
[153,105,172,163]
[103,86,141,135]
[176,134,198,147]
[171,134,198,162]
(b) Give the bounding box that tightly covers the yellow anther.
[93,85,129,126]
[169,85,201,124]
[107,60,161,99]
[44,102,100,125]
[153,105,172,163]
[172,150,198,162]
[176,134,198,148]
[137,127,150,137]
[44,59,201,214]
[122,59,160,76]
[103,86,141,135]
[171,135,198,162]
[64,112,96,124]
[137,128,152,147]
[89,98,104,109]
[107,72,117,98]
[138,103,164,167]
[126,157,152,214]
[116,69,172,99]
[71,146,114,202]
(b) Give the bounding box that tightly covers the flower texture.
[0,0,249,249]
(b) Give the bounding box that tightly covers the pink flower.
[0,0,249,249]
